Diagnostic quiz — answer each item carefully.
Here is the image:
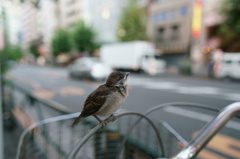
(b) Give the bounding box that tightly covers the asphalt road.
[8,65,240,159]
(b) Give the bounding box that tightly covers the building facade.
[20,1,39,50]
[38,0,59,58]
[59,0,82,28]
[148,0,193,72]
[1,1,22,46]
[148,0,223,74]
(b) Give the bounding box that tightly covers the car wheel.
[222,76,232,82]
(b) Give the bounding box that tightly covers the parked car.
[68,57,113,81]
[215,53,240,81]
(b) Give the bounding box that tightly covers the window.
[180,6,188,16]
[225,60,232,64]
[67,10,75,17]
[171,25,179,40]
[154,55,163,60]
[157,27,165,41]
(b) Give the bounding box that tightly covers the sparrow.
[71,71,130,129]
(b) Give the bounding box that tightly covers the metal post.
[0,1,8,157]
[105,126,119,159]
[94,129,104,159]
[0,0,4,151]
[0,55,4,159]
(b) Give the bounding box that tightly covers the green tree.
[51,29,71,57]
[72,21,97,53]
[0,45,22,73]
[218,0,240,51]
[117,0,148,41]
[28,42,39,58]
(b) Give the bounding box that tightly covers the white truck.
[100,41,166,75]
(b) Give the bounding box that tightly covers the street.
[8,65,240,159]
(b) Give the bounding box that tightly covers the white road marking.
[128,77,240,102]
[142,82,179,89]
[224,93,240,101]
[164,107,240,131]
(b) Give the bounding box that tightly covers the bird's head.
[106,71,130,87]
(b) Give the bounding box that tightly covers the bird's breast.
[95,90,128,116]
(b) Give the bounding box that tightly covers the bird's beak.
[124,72,130,80]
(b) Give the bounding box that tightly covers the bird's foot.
[99,120,107,129]
[94,115,108,129]
[111,115,118,122]
[106,114,118,122]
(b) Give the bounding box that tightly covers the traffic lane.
[122,86,239,139]
[10,67,236,118]
[123,85,233,114]
[130,73,240,91]
[9,67,237,115]
[10,66,240,104]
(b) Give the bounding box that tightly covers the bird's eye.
[120,75,123,79]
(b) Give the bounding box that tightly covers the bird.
[71,71,130,129]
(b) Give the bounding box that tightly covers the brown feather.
[71,115,82,128]
[78,85,117,118]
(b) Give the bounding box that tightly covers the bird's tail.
[71,115,83,128]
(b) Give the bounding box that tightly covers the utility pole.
[0,0,7,158]
[0,60,3,159]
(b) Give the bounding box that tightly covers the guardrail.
[11,83,74,114]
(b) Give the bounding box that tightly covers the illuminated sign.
[192,0,202,39]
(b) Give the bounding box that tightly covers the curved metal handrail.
[16,112,80,159]
[67,110,165,159]
[145,102,220,115]
[172,102,240,159]
[116,102,221,159]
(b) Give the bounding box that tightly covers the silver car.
[68,57,113,81]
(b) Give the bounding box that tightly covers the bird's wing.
[80,85,116,118]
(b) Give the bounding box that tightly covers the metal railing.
[66,102,240,159]
[15,109,185,159]
[3,81,240,159]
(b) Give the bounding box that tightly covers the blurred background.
[1,0,240,158]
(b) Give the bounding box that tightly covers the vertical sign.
[192,0,202,39]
